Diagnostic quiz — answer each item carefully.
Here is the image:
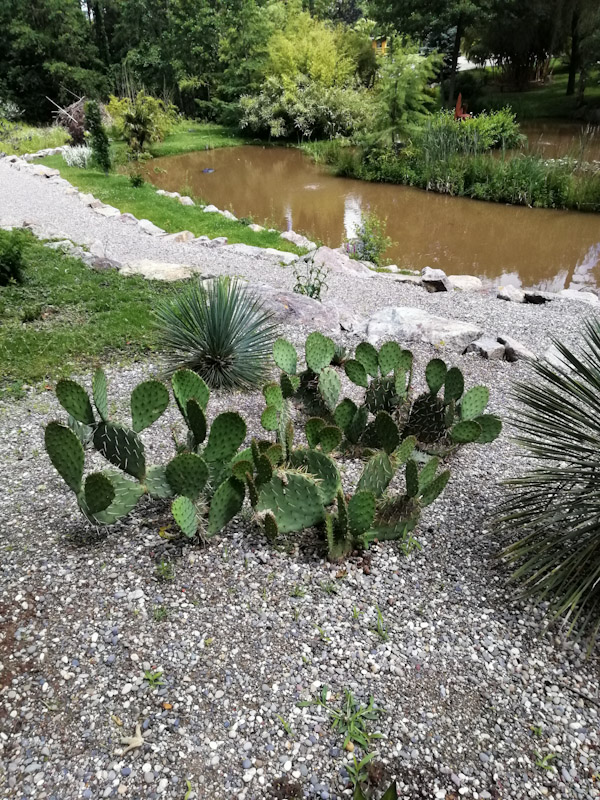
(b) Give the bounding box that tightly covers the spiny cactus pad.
[172,495,198,538]
[397,349,413,371]
[186,399,207,448]
[280,373,298,398]
[461,386,490,420]
[395,368,409,399]
[378,341,403,376]
[394,435,417,465]
[418,457,440,492]
[318,367,341,411]
[305,417,325,448]
[203,412,246,463]
[257,472,325,533]
[365,376,398,415]
[318,426,342,454]
[305,332,335,374]
[334,398,357,432]
[82,470,143,525]
[346,405,368,445]
[289,448,341,506]
[425,359,447,395]
[348,491,376,536]
[84,472,115,514]
[166,453,209,500]
[232,459,253,481]
[406,394,446,443]
[451,419,482,443]
[262,382,283,411]
[93,422,146,480]
[474,414,502,443]
[444,367,465,404]
[374,411,400,454]
[144,465,173,499]
[255,454,273,487]
[344,359,368,388]
[273,338,298,375]
[92,369,109,421]
[263,511,279,540]
[405,460,419,497]
[356,451,395,497]
[265,444,283,466]
[45,422,85,494]
[56,379,95,425]
[355,342,379,378]
[420,469,451,506]
[172,369,210,416]
[207,477,245,535]
[261,405,279,432]
[131,380,169,432]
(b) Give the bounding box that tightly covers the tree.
[85,99,111,173]
[0,0,106,121]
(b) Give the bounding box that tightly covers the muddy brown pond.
[148,144,600,290]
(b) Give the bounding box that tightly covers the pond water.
[148,139,600,290]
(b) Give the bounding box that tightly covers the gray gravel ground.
[1,162,600,800]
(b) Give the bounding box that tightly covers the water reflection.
[148,145,600,288]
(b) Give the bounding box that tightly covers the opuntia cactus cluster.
[45,368,246,538]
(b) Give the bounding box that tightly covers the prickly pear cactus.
[207,477,245,535]
[166,453,209,500]
[256,472,325,534]
[273,338,298,375]
[172,495,198,538]
[305,332,335,374]
[405,394,446,444]
[203,412,246,463]
[56,379,95,426]
[130,380,169,432]
[45,422,85,493]
[365,376,398,415]
[93,421,146,480]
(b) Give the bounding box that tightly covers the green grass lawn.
[0,231,179,397]
[39,125,303,254]
[472,68,600,120]
[0,119,70,155]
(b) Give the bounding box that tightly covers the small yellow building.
[372,36,388,55]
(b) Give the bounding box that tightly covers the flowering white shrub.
[62,145,92,168]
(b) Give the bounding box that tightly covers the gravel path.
[1,161,600,800]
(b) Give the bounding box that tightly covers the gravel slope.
[1,162,600,800]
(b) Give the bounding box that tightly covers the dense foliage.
[85,100,111,173]
[0,228,26,286]
[499,319,600,641]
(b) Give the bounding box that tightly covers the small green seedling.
[144,669,165,690]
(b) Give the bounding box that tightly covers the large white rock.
[464,336,505,360]
[497,285,525,303]
[245,283,342,333]
[311,246,373,278]
[30,164,60,178]
[558,288,598,305]
[93,205,121,218]
[119,259,194,281]
[248,223,265,232]
[421,266,451,292]
[448,274,483,291]
[179,196,195,206]
[280,230,317,250]
[138,219,165,236]
[162,230,195,243]
[203,204,220,213]
[220,209,237,220]
[363,306,483,350]
[497,335,535,362]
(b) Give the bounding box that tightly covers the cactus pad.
[203,412,246,463]
[444,367,465,404]
[261,405,279,431]
[305,417,325,448]
[45,421,85,493]
[365,376,398,414]
[420,469,450,506]
[348,491,376,536]
[318,426,342,454]
[92,368,109,421]
[417,457,440,492]
[394,368,409,400]
[280,373,298,398]
[394,435,416,465]
[474,414,502,443]
[346,404,368,445]
[131,380,169,432]
[172,495,198,537]
[56,379,95,425]
[82,470,143,525]
[305,332,335,374]
[172,369,210,416]
[334,398,357,432]
[263,382,283,411]
[318,367,341,411]
[256,472,325,533]
[83,472,115,514]
[406,393,446,443]
[265,444,283,466]
[232,459,254,481]
[263,511,279,541]
[273,338,298,375]
[186,398,207,448]
[289,448,341,506]
[405,460,419,497]
[397,349,413,371]
[166,453,209,500]
[451,420,482,443]
[378,341,403,376]
[144,465,173,499]
[357,451,395,497]
[425,358,447,395]
[255,454,273,487]
[355,342,379,378]
[461,386,490,421]
[374,411,400,454]
[93,422,146,480]
[344,359,368,388]
[207,477,245,535]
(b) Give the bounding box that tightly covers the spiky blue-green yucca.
[500,319,600,642]
[156,277,278,391]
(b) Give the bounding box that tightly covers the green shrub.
[129,172,145,188]
[417,108,522,158]
[344,210,392,266]
[293,261,329,301]
[0,228,26,286]
[106,93,178,157]
[85,100,111,174]
[499,319,600,642]
[155,276,278,390]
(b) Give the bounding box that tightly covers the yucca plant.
[156,276,278,391]
[499,319,600,643]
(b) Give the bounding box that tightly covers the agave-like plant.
[156,276,278,391]
[499,319,600,641]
